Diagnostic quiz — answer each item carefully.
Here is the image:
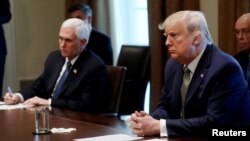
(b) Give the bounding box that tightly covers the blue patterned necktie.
[181,65,191,117]
[52,61,72,99]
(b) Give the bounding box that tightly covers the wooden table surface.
[0,106,210,141]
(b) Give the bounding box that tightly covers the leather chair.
[103,65,127,117]
[117,45,150,117]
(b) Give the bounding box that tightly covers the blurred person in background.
[0,0,11,96]
[68,3,113,65]
[234,13,250,89]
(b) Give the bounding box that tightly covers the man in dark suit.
[67,3,113,65]
[128,11,250,137]
[234,13,250,89]
[0,0,11,96]
[4,18,110,114]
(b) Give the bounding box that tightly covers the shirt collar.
[186,46,206,74]
[66,55,78,66]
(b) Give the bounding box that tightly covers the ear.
[193,32,202,46]
[81,39,87,47]
[87,16,92,24]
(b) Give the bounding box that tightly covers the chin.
[60,51,67,56]
[61,53,68,58]
[169,54,177,59]
[239,48,249,52]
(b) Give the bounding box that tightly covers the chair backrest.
[117,45,150,81]
[117,45,150,116]
[106,65,127,116]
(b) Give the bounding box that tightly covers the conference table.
[0,106,209,141]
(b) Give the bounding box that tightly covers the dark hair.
[67,3,92,17]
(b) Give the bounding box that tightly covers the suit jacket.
[0,0,11,56]
[0,0,11,95]
[20,48,110,113]
[234,51,250,89]
[151,44,250,136]
[87,28,113,65]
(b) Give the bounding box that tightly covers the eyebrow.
[236,27,250,30]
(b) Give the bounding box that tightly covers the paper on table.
[74,134,142,141]
[143,138,168,141]
[50,128,76,133]
[0,103,33,110]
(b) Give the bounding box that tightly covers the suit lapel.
[185,44,213,104]
[49,57,65,93]
[56,49,89,97]
[239,52,249,78]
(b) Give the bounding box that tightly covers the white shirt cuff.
[160,119,168,137]
[16,93,24,102]
[48,98,51,105]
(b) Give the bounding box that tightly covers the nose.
[236,32,244,40]
[165,36,172,47]
[60,40,66,47]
